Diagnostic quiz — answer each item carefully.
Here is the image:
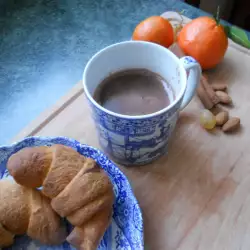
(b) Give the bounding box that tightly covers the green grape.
[200,109,216,130]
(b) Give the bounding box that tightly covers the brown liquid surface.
[94,69,170,116]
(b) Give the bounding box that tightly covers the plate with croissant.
[0,136,143,250]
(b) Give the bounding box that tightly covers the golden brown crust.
[0,179,30,235]
[0,223,14,247]
[42,145,86,199]
[0,179,67,247]
[51,158,112,217]
[7,146,52,188]
[67,193,113,227]
[6,144,114,249]
[67,207,112,250]
[27,188,67,245]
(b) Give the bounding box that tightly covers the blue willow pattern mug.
[83,41,201,165]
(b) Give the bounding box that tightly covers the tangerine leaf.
[225,25,250,49]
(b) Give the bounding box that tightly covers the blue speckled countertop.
[0,0,217,144]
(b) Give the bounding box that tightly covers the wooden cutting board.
[13,13,250,250]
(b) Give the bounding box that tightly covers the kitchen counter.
[0,0,221,144]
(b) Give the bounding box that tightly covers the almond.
[211,83,228,91]
[215,111,229,126]
[215,91,232,104]
[222,117,240,132]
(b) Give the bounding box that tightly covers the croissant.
[0,179,67,248]
[7,144,114,250]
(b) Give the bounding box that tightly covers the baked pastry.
[7,144,114,250]
[0,179,66,248]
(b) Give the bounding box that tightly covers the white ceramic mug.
[83,41,201,165]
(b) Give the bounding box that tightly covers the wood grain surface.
[13,13,250,250]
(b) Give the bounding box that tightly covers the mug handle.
[179,56,201,110]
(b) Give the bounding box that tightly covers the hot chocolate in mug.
[83,41,201,165]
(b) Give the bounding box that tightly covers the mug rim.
[82,40,187,120]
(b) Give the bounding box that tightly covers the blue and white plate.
[0,136,144,250]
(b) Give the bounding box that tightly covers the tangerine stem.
[214,5,220,25]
